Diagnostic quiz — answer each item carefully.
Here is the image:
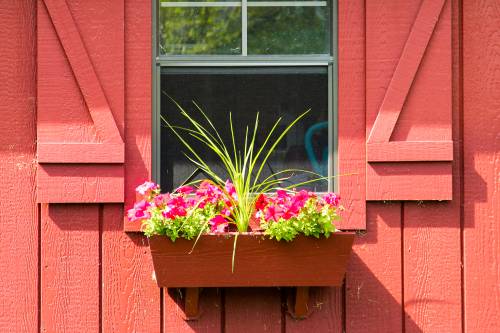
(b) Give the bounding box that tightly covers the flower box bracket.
[178,286,311,320]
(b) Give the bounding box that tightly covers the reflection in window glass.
[248,6,330,54]
[160,67,329,192]
[159,6,242,55]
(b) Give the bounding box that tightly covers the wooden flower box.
[149,232,355,319]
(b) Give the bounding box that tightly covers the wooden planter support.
[149,232,355,319]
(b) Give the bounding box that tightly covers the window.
[153,0,337,193]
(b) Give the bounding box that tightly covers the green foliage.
[261,199,339,242]
[162,99,324,233]
[142,204,218,241]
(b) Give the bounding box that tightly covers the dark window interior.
[160,67,329,192]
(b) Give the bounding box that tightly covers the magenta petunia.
[323,193,340,206]
[135,181,160,197]
[209,215,228,233]
[175,185,194,195]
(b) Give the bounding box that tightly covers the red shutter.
[365,0,453,201]
[37,0,124,203]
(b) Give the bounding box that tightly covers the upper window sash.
[157,0,333,57]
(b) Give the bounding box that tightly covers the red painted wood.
[0,1,38,331]
[367,0,447,144]
[403,2,462,330]
[39,0,123,154]
[41,204,100,332]
[122,0,153,232]
[337,0,366,230]
[366,162,452,201]
[367,141,453,162]
[164,288,222,331]
[463,0,500,330]
[225,288,282,333]
[286,287,342,333]
[101,204,161,332]
[346,203,403,333]
[101,2,162,332]
[150,233,354,287]
[366,0,453,201]
[38,143,124,163]
[37,164,124,203]
[403,202,461,332]
[37,0,124,202]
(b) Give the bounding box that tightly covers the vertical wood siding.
[1,0,500,332]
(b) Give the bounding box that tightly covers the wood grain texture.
[403,202,461,332]
[123,0,153,232]
[366,162,452,201]
[37,164,124,203]
[164,288,222,332]
[346,203,403,333]
[41,204,100,332]
[150,233,354,287]
[38,143,124,163]
[463,0,500,331]
[37,0,125,202]
[101,204,161,333]
[367,141,453,162]
[102,1,162,332]
[37,0,124,160]
[225,288,282,333]
[366,0,453,201]
[337,0,366,229]
[367,0,447,143]
[0,1,38,331]
[286,287,342,333]
[402,2,462,331]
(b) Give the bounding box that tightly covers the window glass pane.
[160,67,329,192]
[247,6,330,54]
[159,6,242,55]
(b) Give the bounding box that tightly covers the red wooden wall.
[1,0,499,332]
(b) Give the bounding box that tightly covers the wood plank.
[403,202,461,332]
[286,287,342,333]
[463,0,500,330]
[38,143,124,163]
[225,288,282,333]
[40,204,100,332]
[365,0,453,201]
[346,203,403,332]
[102,1,162,332]
[164,288,222,332]
[402,2,461,331]
[101,204,161,333]
[41,0,123,144]
[366,162,452,201]
[123,0,153,232]
[367,0,447,143]
[337,0,366,229]
[0,1,38,331]
[37,164,124,203]
[367,141,453,162]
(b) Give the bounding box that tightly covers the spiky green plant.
[162,100,328,235]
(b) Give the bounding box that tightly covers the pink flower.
[255,194,269,211]
[127,200,151,222]
[135,181,159,198]
[196,180,225,205]
[224,180,238,200]
[175,185,194,195]
[209,215,228,233]
[153,193,170,208]
[324,193,340,206]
